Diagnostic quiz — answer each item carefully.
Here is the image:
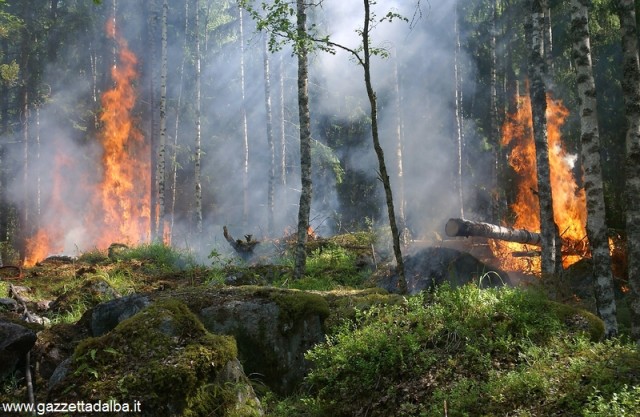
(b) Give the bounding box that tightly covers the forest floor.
[1,234,639,416]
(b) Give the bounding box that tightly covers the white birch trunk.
[571,0,618,337]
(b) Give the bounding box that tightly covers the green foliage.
[583,385,640,416]
[272,285,638,417]
[276,243,370,290]
[115,243,197,273]
[312,139,344,184]
[0,60,18,84]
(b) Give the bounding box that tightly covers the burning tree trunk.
[571,0,618,338]
[616,0,640,343]
[527,0,561,278]
[446,218,542,245]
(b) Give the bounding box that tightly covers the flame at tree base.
[23,18,150,267]
[493,91,588,274]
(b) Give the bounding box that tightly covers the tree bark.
[392,50,406,236]
[156,0,168,242]
[263,34,275,236]
[571,0,618,338]
[194,0,203,235]
[527,0,560,278]
[445,217,542,245]
[279,53,287,189]
[454,1,465,219]
[170,0,190,241]
[616,0,640,343]
[146,0,158,241]
[362,0,406,293]
[292,0,312,280]
[490,0,500,222]
[239,6,250,227]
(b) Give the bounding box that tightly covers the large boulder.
[170,287,330,395]
[0,320,37,380]
[378,247,511,295]
[48,299,263,417]
[90,294,150,336]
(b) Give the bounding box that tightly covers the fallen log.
[445,218,542,246]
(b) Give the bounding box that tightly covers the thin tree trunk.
[616,0,640,343]
[35,106,40,228]
[527,0,560,279]
[19,30,30,257]
[239,7,250,227]
[170,0,190,240]
[147,0,159,241]
[279,53,287,189]
[570,0,618,337]
[194,0,203,235]
[263,35,275,236]
[156,0,168,242]
[292,0,312,280]
[454,2,464,219]
[542,0,553,77]
[362,0,406,293]
[392,51,406,237]
[490,0,500,222]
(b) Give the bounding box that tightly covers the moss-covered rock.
[183,286,328,396]
[48,299,262,417]
[49,277,120,314]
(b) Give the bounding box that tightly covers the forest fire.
[23,20,150,266]
[491,92,588,273]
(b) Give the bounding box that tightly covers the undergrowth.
[265,284,640,417]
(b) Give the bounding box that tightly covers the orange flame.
[23,19,150,266]
[89,19,150,248]
[492,91,588,272]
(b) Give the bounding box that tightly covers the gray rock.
[0,320,37,380]
[379,247,511,295]
[197,289,327,395]
[48,357,72,391]
[90,294,150,336]
[0,298,18,311]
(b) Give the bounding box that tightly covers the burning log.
[223,226,259,259]
[445,218,542,246]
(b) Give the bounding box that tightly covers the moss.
[267,289,330,329]
[52,299,241,417]
[547,300,605,341]
[320,287,406,333]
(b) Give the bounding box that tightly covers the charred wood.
[223,226,259,259]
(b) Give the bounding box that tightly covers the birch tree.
[239,6,250,227]
[156,0,168,241]
[194,0,203,235]
[571,0,618,338]
[240,0,314,279]
[616,0,640,342]
[263,34,276,236]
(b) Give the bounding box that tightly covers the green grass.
[264,284,639,417]
[274,243,371,291]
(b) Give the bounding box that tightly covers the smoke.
[3,0,487,262]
